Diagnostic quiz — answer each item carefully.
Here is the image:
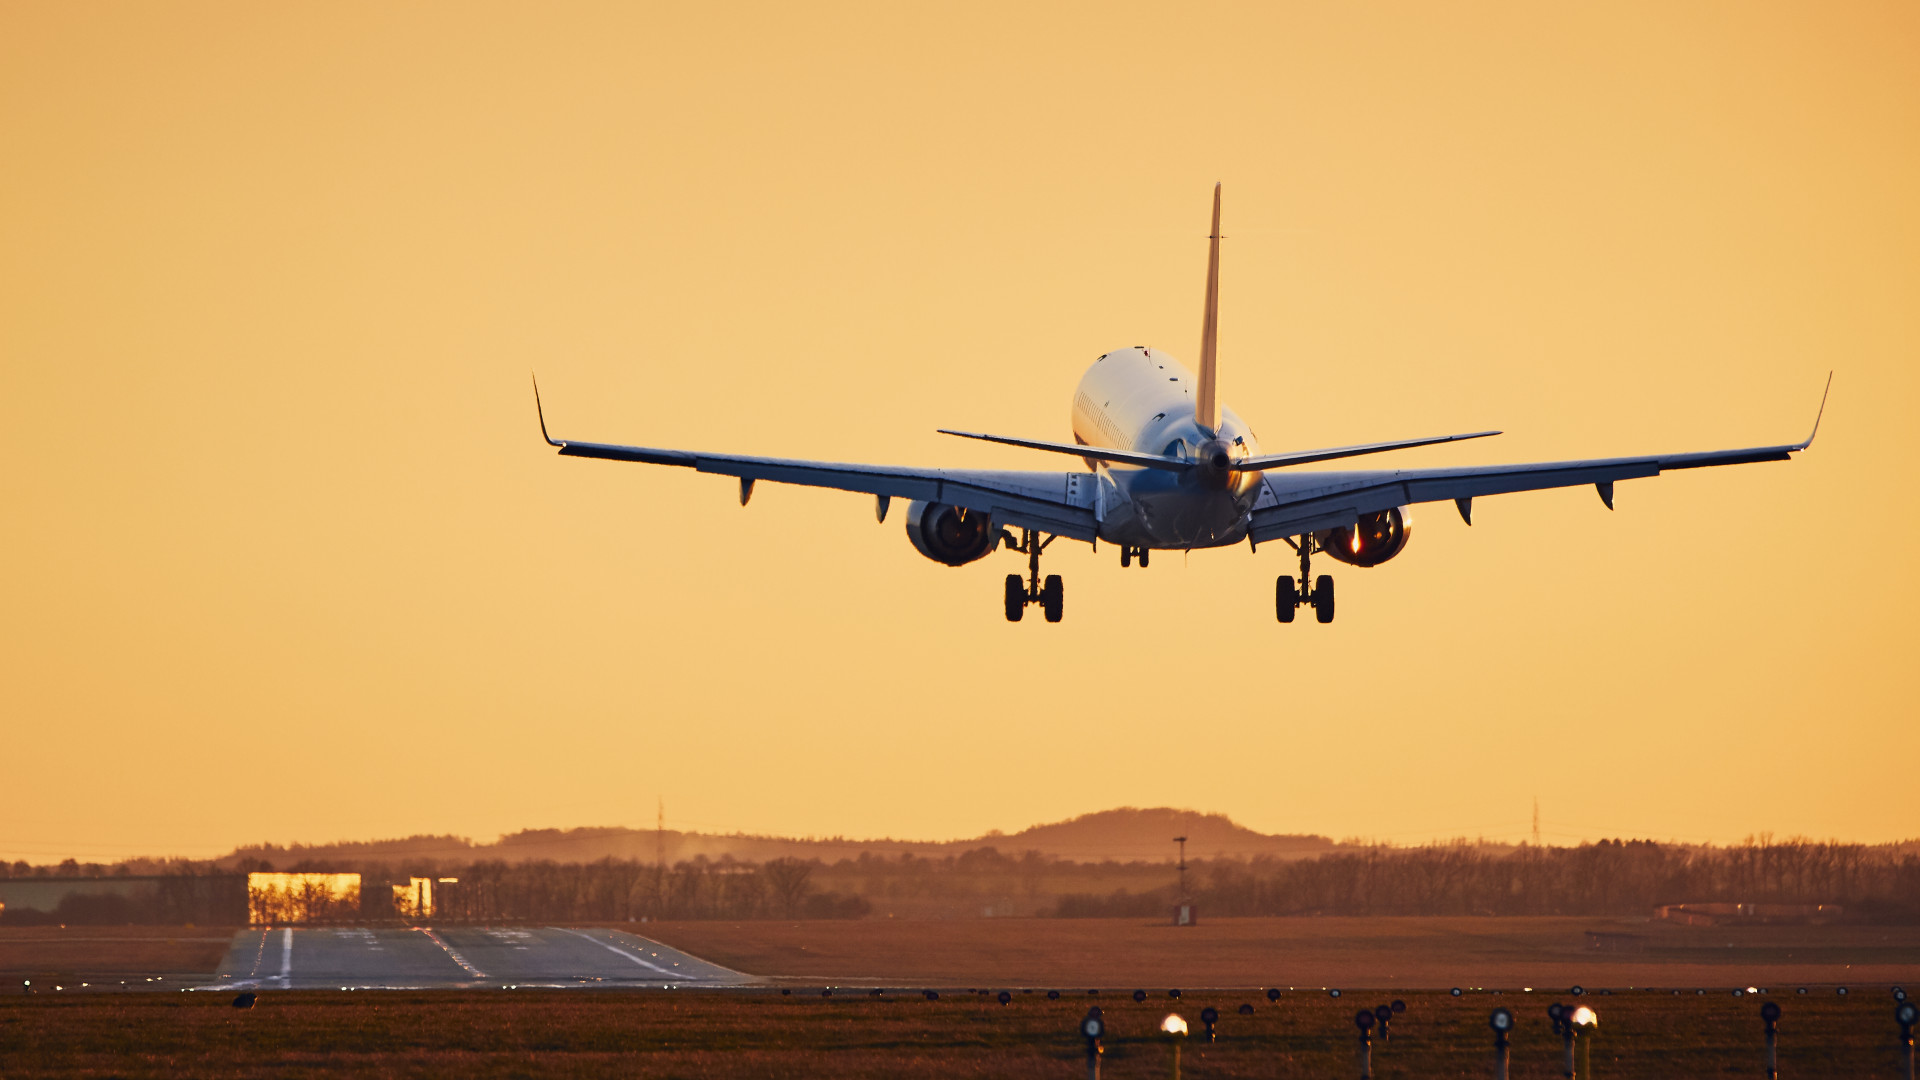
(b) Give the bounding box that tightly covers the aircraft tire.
[1314,575,1335,624]
[1120,547,1131,568]
[1139,548,1149,568]
[1041,575,1064,622]
[1004,574,1025,622]
[1277,577,1297,622]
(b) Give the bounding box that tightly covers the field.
[4,987,1917,1078]
[0,925,233,988]
[635,916,1920,990]
[4,919,1917,1077]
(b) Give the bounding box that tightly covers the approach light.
[1451,987,1463,996]
[1047,990,1060,1000]
[997,991,1011,1005]
[1161,1013,1188,1036]
[1897,1001,1918,1028]
[1238,1003,1255,1015]
[1490,1008,1514,1032]
[1571,985,1585,996]
[1134,990,1148,1003]
[1570,1006,1598,1027]
[1267,988,1282,1002]
[1355,1009,1375,1031]
[1329,988,1342,998]
[1762,1002,1781,1024]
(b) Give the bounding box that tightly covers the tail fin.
[1195,182,1223,432]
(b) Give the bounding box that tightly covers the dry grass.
[631,916,1920,990]
[0,925,236,986]
[2,987,1914,1078]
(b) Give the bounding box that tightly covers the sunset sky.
[3,2,1915,862]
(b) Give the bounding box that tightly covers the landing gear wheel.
[1276,577,1297,622]
[1041,574,1064,622]
[1120,547,1131,568]
[1138,548,1149,568]
[1313,575,1335,624]
[1004,574,1025,622]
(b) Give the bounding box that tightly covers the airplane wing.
[537,383,1098,541]
[1249,434,1818,542]
[1250,374,1830,542]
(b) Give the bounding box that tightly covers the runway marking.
[276,928,291,987]
[417,927,488,979]
[552,928,676,976]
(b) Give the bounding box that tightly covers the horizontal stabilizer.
[1229,430,1502,471]
[936,429,1188,472]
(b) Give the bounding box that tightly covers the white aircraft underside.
[536,185,1825,624]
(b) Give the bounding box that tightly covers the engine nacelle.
[904,500,998,566]
[1316,507,1411,567]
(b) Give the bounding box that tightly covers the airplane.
[534,184,1828,625]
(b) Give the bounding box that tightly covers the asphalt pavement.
[203,925,755,990]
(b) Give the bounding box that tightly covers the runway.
[203,926,757,990]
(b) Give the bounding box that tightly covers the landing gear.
[1277,536,1335,624]
[1119,545,1149,568]
[1003,529,1064,622]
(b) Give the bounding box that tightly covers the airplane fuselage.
[1072,346,1264,549]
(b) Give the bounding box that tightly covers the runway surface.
[203,926,757,990]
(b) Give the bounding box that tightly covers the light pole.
[1761,1001,1781,1080]
[1081,1007,1104,1080]
[1490,1008,1514,1080]
[1172,836,1191,925]
[1897,1000,1917,1080]
[1162,1013,1188,1080]
[1354,1008,1375,1079]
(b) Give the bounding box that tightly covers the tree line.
[5,837,1916,924]
[1056,838,1920,919]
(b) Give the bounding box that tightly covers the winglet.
[532,373,563,447]
[1195,182,1223,433]
[1800,371,1833,449]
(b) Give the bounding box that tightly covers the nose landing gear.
[1277,535,1335,624]
[1004,528,1064,622]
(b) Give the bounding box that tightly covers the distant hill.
[219,807,1332,869]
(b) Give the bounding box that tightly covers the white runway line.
[277,928,292,986]
[552,928,676,976]
[417,927,488,979]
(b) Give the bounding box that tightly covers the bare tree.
[763,858,814,918]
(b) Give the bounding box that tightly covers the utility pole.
[1172,835,1193,925]
[654,797,665,918]
[1532,797,1541,847]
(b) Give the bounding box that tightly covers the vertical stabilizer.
[1196,183,1223,432]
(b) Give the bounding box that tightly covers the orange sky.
[3,2,1915,862]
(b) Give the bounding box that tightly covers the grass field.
[3,987,1916,1078]
[0,926,234,989]
[633,917,1920,990]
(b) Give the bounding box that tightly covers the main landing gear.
[1277,535,1334,624]
[1118,545,1150,568]
[1004,528,1063,623]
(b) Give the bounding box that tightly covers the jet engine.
[904,500,998,566]
[1316,507,1411,567]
